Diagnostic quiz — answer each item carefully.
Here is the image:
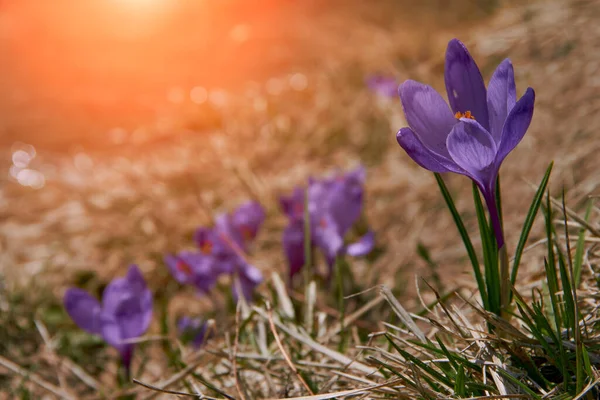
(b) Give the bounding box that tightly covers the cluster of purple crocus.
[164,200,266,303]
[64,37,530,380]
[63,202,266,374]
[280,166,375,281]
[62,177,373,375]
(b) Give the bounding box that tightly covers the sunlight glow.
[116,0,167,10]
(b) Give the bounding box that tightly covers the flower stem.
[335,257,347,352]
[484,191,510,316]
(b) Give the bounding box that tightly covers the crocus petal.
[64,288,102,335]
[191,322,209,348]
[194,227,221,255]
[396,127,464,174]
[172,251,221,288]
[125,265,146,292]
[114,290,153,340]
[102,272,139,316]
[446,119,497,188]
[178,317,209,349]
[177,316,194,332]
[495,87,535,166]
[215,213,245,251]
[100,312,123,348]
[308,176,336,215]
[346,231,375,257]
[233,263,263,302]
[283,220,306,279]
[347,165,366,185]
[102,266,153,340]
[313,213,344,269]
[231,201,266,242]
[164,254,193,284]
[399,80,457,157]
[190,259,220,293]
[280,188,305,220]
[325,171,364,237]
[444,39,490,131]
[487,59,516,143]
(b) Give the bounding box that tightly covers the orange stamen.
[200,241,213,254]
[455,111,476,120]
[240,226,253,240]
[176,261,192,275]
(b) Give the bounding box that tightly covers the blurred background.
[0,0,597,299]
[0,0,500,150]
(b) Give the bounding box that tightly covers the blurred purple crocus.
[64,265,152,376]
[230,201,266,246]
[396,39,535,248]
[171,200,265,302]
[366,75,399,98]
[281,166,375,280]
[164,251,218,293]
[178,317,210,349]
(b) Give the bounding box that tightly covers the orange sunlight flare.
[0,0,285,149]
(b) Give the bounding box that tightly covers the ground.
[1,0,600,398]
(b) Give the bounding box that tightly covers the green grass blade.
[410,339,481,371]
[454,364,466,397]
[513,288,566,379]
[542,192,564,331]
[495,367,542,399]
[334,257,347,353]
[582,345,593,379]
[561,192,584,393]
[574,198,593,287]
[434,173,488,309]
[435,336,459,371]
[557,249,575,338]
[511,162,553,289]
[368,356,416,387]
[385,334,452,388]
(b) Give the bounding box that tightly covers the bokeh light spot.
[16,169,45,189]
[266,78,284,96]
[290,73,308,91]
[12,150,32,168]
[190,86,208,104]
[229,24,250,43]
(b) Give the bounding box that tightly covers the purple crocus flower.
[164,251,219,293]
[180,201,265,302]
[64,265,153,376]
[230,201,266,245]
[232,262,264,303]
[178,316,210,349]
[396,39,535,248]
[366,75,399,98]
[213,211,264,302]
[281,166,375,280]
